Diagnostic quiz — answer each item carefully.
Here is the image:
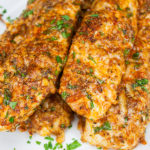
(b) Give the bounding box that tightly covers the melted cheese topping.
[59,0,137,120]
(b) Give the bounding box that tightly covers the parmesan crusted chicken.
[59,0,137,120]
[0,0,82,131]
[19,94,73,143]
[81,0,150,149]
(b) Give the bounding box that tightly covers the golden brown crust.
[19,94,73,143]
[0,0,81,131]
[59,0,137,120]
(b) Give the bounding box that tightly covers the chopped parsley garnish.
[27,140,31,144]
[61,124,65,128]
[94,121,111,133]
[44,136,54,141]
[62,31,70,38]
[132,52,139,59]
[51,36,58,41]
[89,68,93,73]
[9,101,17,110]
[61,91,69,100]
[50,19,55,24]
[3,88,11,105]
[5,111,8,119]
[90,14,99,17]
[56,56,62,63]
[127,13,133,18]
[68,124,72,129]
[67,84,77,89]
[90,101,94,109]
[3,71,9,79]
[97,79,104,84]
[62,15,70,21]
[125,60,129,65]
[29,136,32,140]
[36,141,41,145]
[31,87,37,90]
[117,4,122,10]
[23,10,33,18]
[73,51,76,59]
[2,9,7,15]
[122,29,126,35]
[9,116,14,123]
[88,55,96,64]
[124,117,128,123]
[66,139,81,150]
[6,16,14,23]
[77,59,80,64]
[132,79,149,92]
[124,48,130,56]
[50,107,55,111]
[28,0,35,4]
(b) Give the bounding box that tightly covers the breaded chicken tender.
[81,0,150,149]
[19,94,73,143]
[59,0,137,120]
[0,0,82,131]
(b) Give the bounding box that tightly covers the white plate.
[0,0,150,150]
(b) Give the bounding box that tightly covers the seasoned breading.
[19,94,73,143]
[0,0,82,131]
[81,1,150,149]
[59,0,137,120]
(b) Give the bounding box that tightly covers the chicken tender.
[19,94,73,143]
[0,0,82,131]
[81,0,150,149]
[59,0,137,120]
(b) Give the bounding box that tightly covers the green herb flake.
[50,19,56,24]
[31,87,37,90]
[29,136,32,140]
[117,4,122,10]
[132,52,139,59]
[124,49,130,56]
[56,56,62,64]
[44,136,54,141]
[5,111,8,119]
[2,9,7,15]
[6,16,14,24]
[90,14,99,17]
[27,140,31,144]
[36,141,41,145]
[9,116,14,123]
[51,36,58,41]
[124,117,128,123]
[28,0,35,4]
[88,55,96,64]
[67,84,77,89]
[141,86,149,93]
[73,51,76,59]
[62,15,70,21]
[90,101,94,109]
[67,140,81,150]
[4,71,9,79]
[62,31,70,38]
[94,121,111,133]
[77,59,80,64]
[61,124,65,128]
[68,124,72,129]
[23,10,33,18]
[3,88,11,105]
[9,101,17,110]
[50,107,55,111]
[98,79,104,84]
[61,91,69,100]
[127,13,133,18]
